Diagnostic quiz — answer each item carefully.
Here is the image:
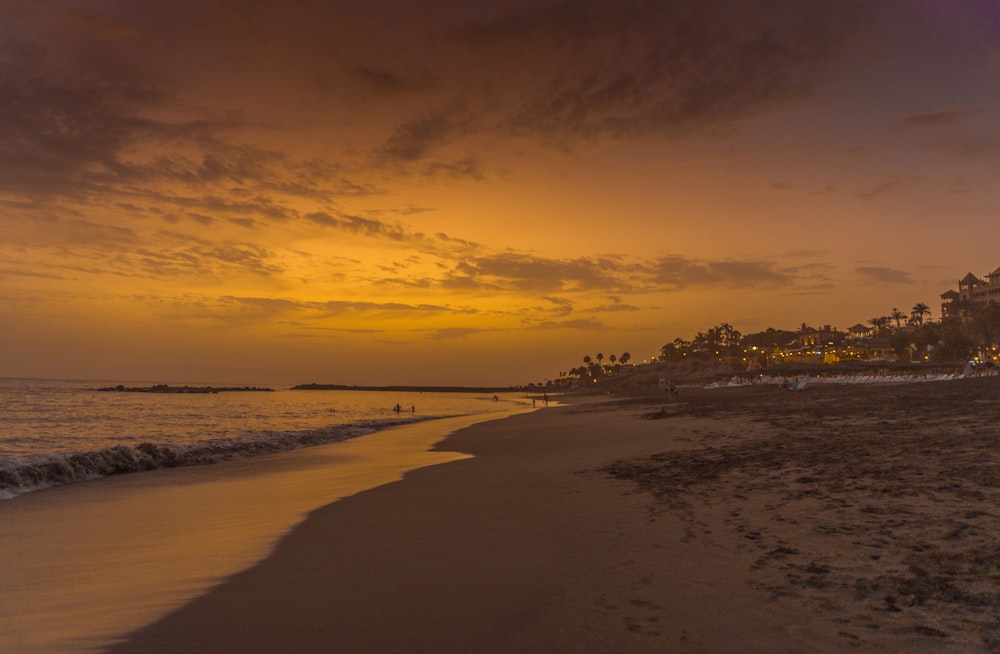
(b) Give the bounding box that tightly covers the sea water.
[0,377,527,498]
[0,378,535,653]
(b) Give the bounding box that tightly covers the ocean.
[0,377,529,499]
[0,377,535,652]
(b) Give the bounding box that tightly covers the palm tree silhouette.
[911,302,931,325]
[869,316,891,334]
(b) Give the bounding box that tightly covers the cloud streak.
[856,266,912,284]
[446,0,864,142]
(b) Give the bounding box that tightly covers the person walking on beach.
[543,392,548,406]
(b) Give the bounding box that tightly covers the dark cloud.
[320,300,457,316]
[118,242,282,279]
[591,301,642,313]
[352,65,437,96]
[855,179,904,201]
[358,0,868,166]
[377,110,472,163]
[400,206,437,215]
[653,255,792,289]
[56,220,139,247]
[451,0,864,139]
[220,296,302,311]
[420,158,485,180]
[0,21,361,225]
[0,42,157,199]
[304,212,411,240]
[0,266,68,281]
[892,110,974,129]
[63,6,138,40]
[535,317,607,331]
[856,266,911,284]
[949,136,1000,159]
[435,251,800,295]
[450,253,627,292]
[426,327,493,340]
[187,212,215,225]
[540,296,575,316]
[0,0,872,219]
[152,295,474,327]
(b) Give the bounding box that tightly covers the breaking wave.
[0,415,440,499]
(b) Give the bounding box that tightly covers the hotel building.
[940,266,1000,319]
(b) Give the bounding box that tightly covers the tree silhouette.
[910,302,931,325]
[869,316,891,334]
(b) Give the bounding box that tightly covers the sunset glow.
[2,1,998,385]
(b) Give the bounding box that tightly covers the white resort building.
[940,266,1000,319]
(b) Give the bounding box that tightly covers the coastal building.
[940,267,1000,318]
[847,323,872,341]
[800,325,840,347]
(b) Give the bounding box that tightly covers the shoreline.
[291,383,538,393]
[108,378,999,652]
[0,413,446,500]
[0,409,530,653]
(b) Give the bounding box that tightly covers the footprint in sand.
[622,599,665,637]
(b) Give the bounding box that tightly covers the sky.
[1,0,999,386]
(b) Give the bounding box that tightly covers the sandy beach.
[98,376,1000,653]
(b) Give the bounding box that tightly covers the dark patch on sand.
[604,377,1000,651]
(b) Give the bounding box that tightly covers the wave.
[0,415,442,500]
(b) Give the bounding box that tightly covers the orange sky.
[2,0,999,386]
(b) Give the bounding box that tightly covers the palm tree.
[609,354,617,370]
[911,302,931,325]
[869,316,891,335]
[596,352,604,370]
[717,323,742,353]
[890,307,906,329]
[619,352,631,366]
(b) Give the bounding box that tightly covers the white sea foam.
[704,371,969,389]
[0,379,526,498]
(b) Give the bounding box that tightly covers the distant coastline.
[97,384,274,394]
[291,383,526,394]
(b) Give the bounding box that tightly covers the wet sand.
[0,413,522,653]
[106,376,1000,652]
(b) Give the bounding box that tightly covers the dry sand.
[108,378,1000,653]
